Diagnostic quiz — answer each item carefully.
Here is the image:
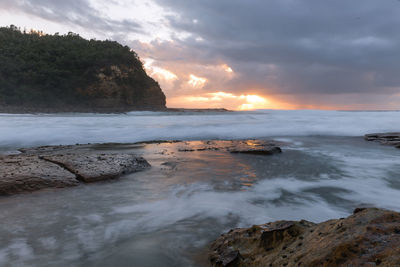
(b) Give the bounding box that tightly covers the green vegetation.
[0,25,165,109]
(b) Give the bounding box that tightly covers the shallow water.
[0,110,399,266]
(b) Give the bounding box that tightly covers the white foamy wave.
[110,174,400,234]
[0,110,399,148]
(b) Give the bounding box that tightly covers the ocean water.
[0,110,399,266]
[0,109,399,149]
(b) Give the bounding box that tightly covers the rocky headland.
[0,26,166,112]
[209,208,400,267]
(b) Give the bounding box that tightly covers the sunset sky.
[1,0,400,110]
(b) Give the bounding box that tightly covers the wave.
[0,110,399,148]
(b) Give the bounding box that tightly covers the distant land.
[0,25,167,113]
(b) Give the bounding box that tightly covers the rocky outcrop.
[0,151,150,195]
[365,133,400,148]
[209,208,400,266]
[0,154,79,195]
[0,26,166,112]
[0,139,282,195]
[177,140,282,155]
[83,65,166,110]
[0,64,167,113]
[229,146,282,155]
[41,153,149,183]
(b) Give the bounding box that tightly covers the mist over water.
[1,110,400,266]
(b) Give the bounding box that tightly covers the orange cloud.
[143,58,178,81]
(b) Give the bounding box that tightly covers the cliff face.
[81,65,166,110]
[0,26,166,112]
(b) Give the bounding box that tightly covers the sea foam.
[0,110,399,148]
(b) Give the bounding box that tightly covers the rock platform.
[365,133,400,148]
[0,139,282,196]
[0,148,150,195]
[210,208,400,266]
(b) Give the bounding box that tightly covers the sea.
[0,110,399,266]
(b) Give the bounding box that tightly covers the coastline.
[210,207,400,266]
[0,140,281,195]
[1,134,399,265]
[0,105,231,114]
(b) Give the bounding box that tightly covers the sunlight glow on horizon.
[167,91,295,110]
[238,95,268,110]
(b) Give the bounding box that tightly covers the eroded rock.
[1,148,151,195]
[177,140,282,155]
[365,133,400,148]
[229,146,282,155]
[0,154,79,195]
[209,208,400,266]
[1,139,281,196]
[41,153,150,182]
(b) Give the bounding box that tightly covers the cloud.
[148,0,400,106]
[2,0,400,109]
[1,0,142,35]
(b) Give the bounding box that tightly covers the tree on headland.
[0,25,165,109]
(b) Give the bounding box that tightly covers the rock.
[209,208,400,266]
[229,146,282,155]
[178,148,196,152]
[259,222,303,251]
[176,140,282,155]
[1,139,281,196]
[18,145,78,154]
[1,147,151,195]
[365,133,400,148]
[18,140,181,154]
[213,250,242,267]
[0,27,166,113]
[0,154,79,195]
[41,153,150,182]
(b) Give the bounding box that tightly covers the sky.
[1,0,400,110]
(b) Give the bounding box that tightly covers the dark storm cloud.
[153,0,400,95]
[1,0,142,34]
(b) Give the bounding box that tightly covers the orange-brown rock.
[209,208,400,266]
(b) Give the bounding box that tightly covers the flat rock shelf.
[40,154,150,183]
[0,140,282,196]
[0,151,150,195]
[365,132,400,148]
[0,154,79,195]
